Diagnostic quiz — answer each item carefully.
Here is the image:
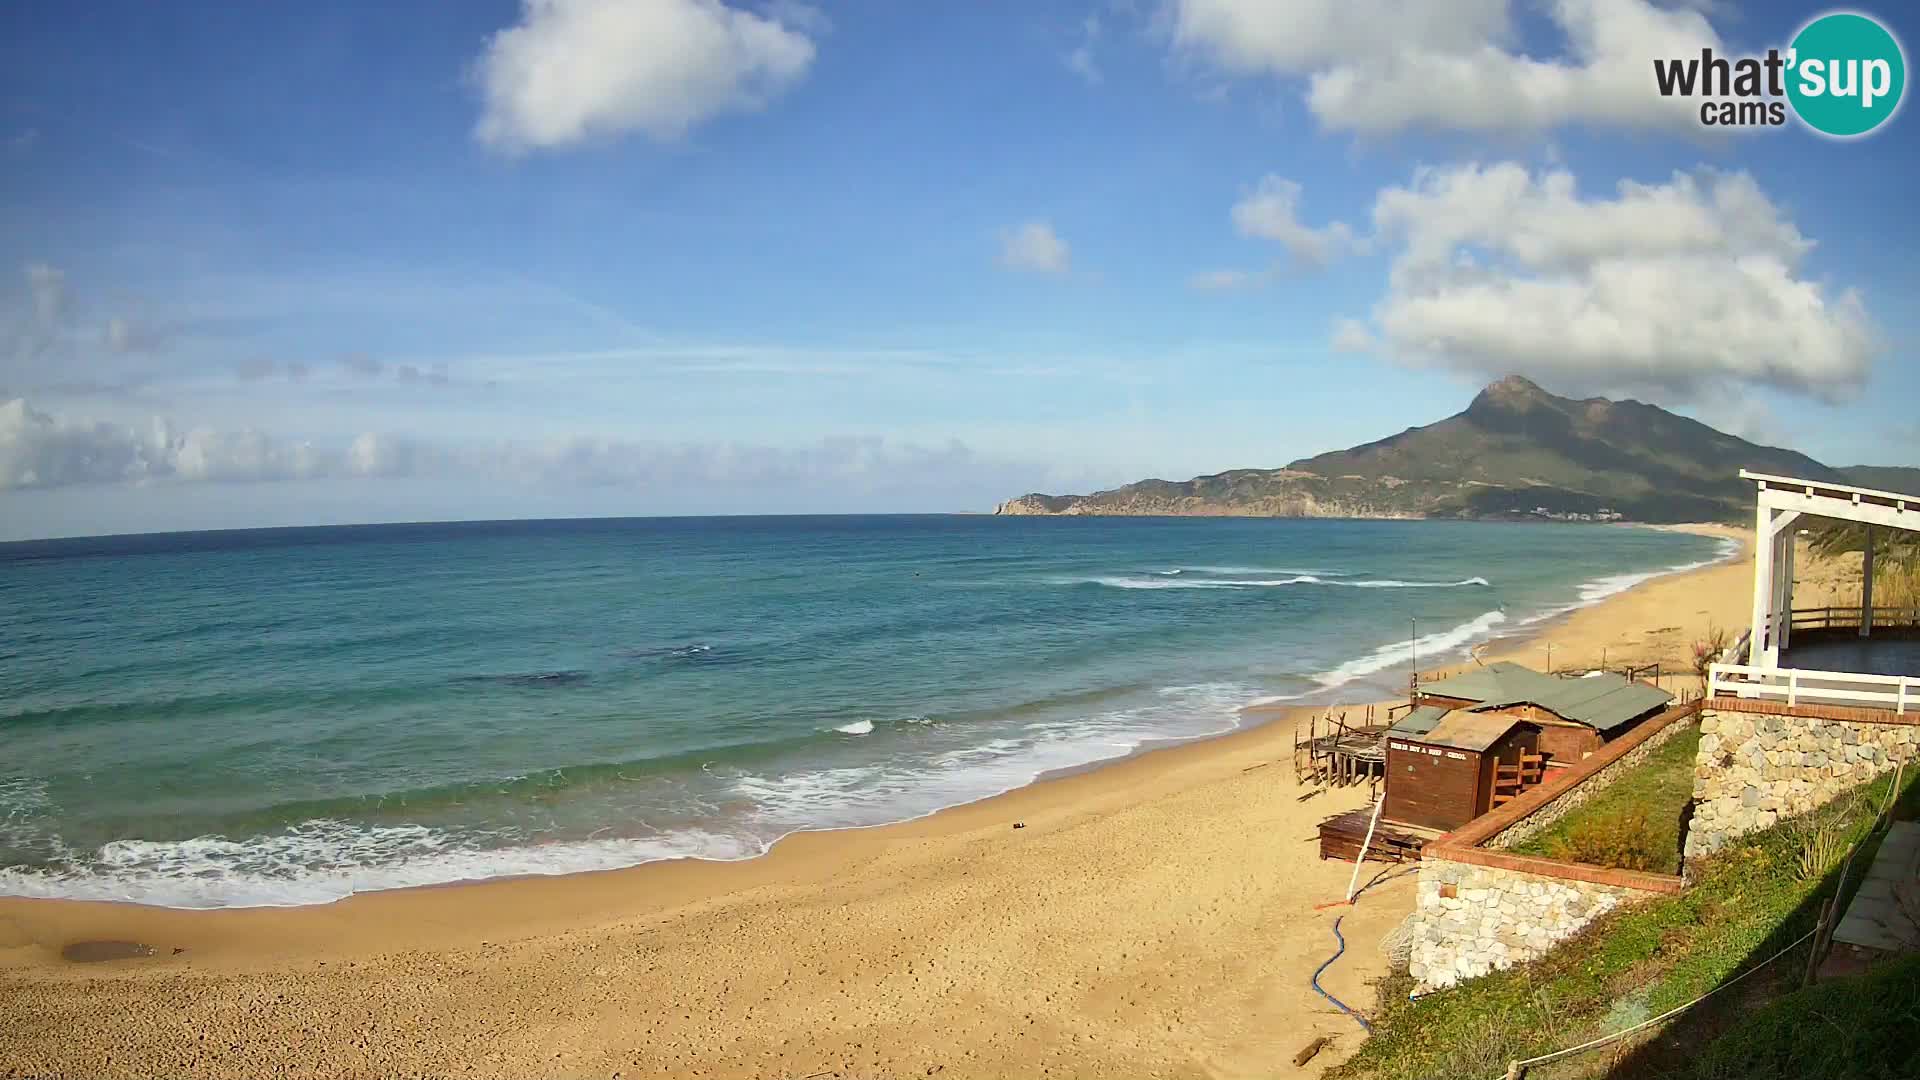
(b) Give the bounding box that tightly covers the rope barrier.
[1311,915,1373,1034]
[1487,926,1817,1078]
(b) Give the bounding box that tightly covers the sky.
[2,0,1917,539]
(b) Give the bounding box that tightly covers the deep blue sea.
[0,516,1730,908]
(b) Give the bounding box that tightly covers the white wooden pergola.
[1714,470,1919,713]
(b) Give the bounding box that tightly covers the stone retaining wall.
[1686,703,1919,858]
[1407,858,1658,989]
[1487,711,1697,850]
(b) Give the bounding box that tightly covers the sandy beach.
[0,523,1769,1080]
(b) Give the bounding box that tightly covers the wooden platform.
[1294,712,1389,788]
[1316,808,1440,864]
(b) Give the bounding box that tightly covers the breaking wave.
[1312,609,1510,691]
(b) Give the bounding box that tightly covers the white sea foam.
[0,684,1256,910]
[1519,536,1741,627]
[1071,576,1244,590]
[834,719,875,736]
[1069,574,1489,591]
[1344,576,1491,589]
[1312,609,1510,690]
[0,820,766,909]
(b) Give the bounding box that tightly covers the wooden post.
[1803,897,1833,987]
[1862,524,1876,638]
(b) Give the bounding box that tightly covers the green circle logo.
[1787,12,1906,137]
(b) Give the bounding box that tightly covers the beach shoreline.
[0,521,1764,1079]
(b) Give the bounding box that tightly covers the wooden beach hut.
[1413,661,1671,762]
[1381,707,1542,832]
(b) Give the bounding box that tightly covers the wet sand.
[0,523,1762,1079]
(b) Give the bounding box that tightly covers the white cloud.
[1330,317,1376,353]
[1065,14,1102,84]
[0,398,1054,503]
[340,354,384,378]
[473,0,818,153]
[104,315,170,354]
[25,264,65,328]
[1170,0,1722,135]
[1363,163,1878,401]
[1229,175,1357,267]
[0,399,327,489]
[1189,268,1260,291]
[998,222,1072,274]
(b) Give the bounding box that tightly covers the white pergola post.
[1861,524,1876,638]
[1751,491,1776,669]
[1774,526,1789,653]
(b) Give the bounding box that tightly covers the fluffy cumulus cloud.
[0,399,329,489]
[1170,0,1721,135]
[998,222,1072,274]
[1230,175,1357,267]
[0,398,1042,501]
[474,0,818,153]
[1351,163,1878,400]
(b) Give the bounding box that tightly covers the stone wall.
[1487,710,1697,850]
[1407,858,1657,990]
[1687,705,1919,858]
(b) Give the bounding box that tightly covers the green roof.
[1418,661,1671,733]
[1388,704,1452,738]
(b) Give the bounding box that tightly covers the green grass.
[1691,954,1920,1080]
[1330,763,1918,1080]
[1509,726,1703,875]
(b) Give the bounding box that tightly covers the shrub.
[1691,622,1730,685]
[1791,813,1851,883]
[1544,808,1668,872]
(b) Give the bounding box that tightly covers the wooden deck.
[1316,808,1440,864]
[1294,710,1389,788]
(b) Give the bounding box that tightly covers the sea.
[0,516,1732,909]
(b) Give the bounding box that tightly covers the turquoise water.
[0,516,1729,908]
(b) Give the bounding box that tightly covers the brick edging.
[1706,695,1918,726]
[1434,700,1702,850]
[1422,845,1686,894]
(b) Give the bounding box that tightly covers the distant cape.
[996,375,1909,524]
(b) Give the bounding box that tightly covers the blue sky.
[2,0,1916,538]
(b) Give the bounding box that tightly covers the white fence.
[1708,662,1914,714]
[1707,606,1917,714]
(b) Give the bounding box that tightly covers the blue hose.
[1312,915,1374,1033]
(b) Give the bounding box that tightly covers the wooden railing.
[1708,663,1915,714]
[1788,606,1920,632]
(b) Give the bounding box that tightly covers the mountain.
[1839,465,1920,495]
[995,375,1880,524]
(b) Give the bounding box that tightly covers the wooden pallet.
[1317,808,1435,863]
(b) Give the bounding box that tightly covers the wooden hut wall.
[1384,739,1481,831]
